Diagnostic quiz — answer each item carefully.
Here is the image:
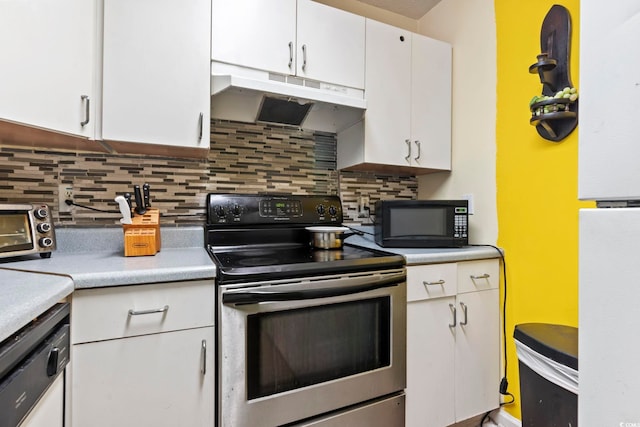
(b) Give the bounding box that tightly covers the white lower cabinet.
[68,280,215,427]
[406,260,500,426]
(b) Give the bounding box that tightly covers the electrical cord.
[65,200,119,213]
[470,244,515,409]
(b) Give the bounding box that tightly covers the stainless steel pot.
[306,226,356,249]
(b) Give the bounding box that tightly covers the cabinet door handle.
[288,41,293,69]
[414,140,421,161]
[198,112,204,142]
[128,305,169,316]
[80,95,90,126]
[200,340,207,375]
[449,303,457,327]
[470,273,490,280]
[459,302,468,326]
[301,44,307,71]
[423,279,445,286]
[405,139,411,162]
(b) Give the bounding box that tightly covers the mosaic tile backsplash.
[0,120,417,227]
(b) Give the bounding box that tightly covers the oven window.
[246,297,391,399]
[0,213,33,253]
[389,207,446,237]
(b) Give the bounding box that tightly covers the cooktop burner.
[205,193,405,284]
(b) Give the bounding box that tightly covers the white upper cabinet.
[101,0,210,150]
[411,34,452,171]
[0,0,96,138]
[212,0,296,76]
[337,19,452,174]
[295,0,365,89]
[211,0,365,90]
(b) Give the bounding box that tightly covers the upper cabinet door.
[411,34,452,170]
[212,0,296,76]
[296,0,365,89]
[578,0,640,201]
[102,0,210,149]
[363,19,412,167]
[0,0,95,138]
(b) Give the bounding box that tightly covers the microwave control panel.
[454,207,468,238]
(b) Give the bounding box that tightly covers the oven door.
[218,269,406,427]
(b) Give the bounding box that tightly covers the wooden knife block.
[122,209,161,256]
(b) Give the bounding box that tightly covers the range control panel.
[206,194,343,226]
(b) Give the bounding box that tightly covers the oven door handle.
[223,274,404,305]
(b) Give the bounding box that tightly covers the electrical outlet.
[58,184,73,212]
[462,193,474,215]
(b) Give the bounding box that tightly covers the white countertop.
[343,226,502,265]
[0,269,74,343]
[0,226,215,344]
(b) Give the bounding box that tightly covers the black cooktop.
[209,243,404,284]
[205,194,405,284]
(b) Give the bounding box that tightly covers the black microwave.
[374,200,468,248]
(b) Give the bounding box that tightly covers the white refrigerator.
[579,1,640,425]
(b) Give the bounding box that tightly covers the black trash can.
[514,323,578,427]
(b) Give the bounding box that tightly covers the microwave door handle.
[223,275,404,305]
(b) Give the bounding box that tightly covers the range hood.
[210,63,366,133]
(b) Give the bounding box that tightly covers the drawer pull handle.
[128,305,169,316]
[449,303,456,327]
[423,279,445,286]
[470,273,490,280]
[201,340,207,375]
[459,302,468,326]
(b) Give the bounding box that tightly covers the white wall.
[417,0,498,245]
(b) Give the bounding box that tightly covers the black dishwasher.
[0,303,70,427]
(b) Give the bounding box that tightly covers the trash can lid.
[514,323,578,370]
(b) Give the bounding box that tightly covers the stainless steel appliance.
[0,303,70,427]
[206,194,406,427]
[374,199,469,248]
[0,204,56,259]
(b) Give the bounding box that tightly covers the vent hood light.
[210,63,365,133]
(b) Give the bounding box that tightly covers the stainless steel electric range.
[205,193,407,427]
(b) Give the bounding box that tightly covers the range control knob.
[328,206,337,216]
[34,208,48,219]
[215,206,225,217]
[231,204,241,216]
[316,204,325,215]
[36,223,52,233]
[39,237,54,248]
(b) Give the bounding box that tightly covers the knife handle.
[124,193,132,211]
[142,183,151,208]
[133,185,146,215]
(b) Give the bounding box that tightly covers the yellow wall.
[495,0,590,418]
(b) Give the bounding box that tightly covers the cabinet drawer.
[457,259,499,294]
[71,280,214,344]
[407,263,457,302]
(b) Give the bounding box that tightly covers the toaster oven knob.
[316,204,325,215]
[34,208,48,219]
[231,204,241,216]
[215,206,225,217]
[37,223,52,233]
[39,237,54,248]
[328,206,337,216]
